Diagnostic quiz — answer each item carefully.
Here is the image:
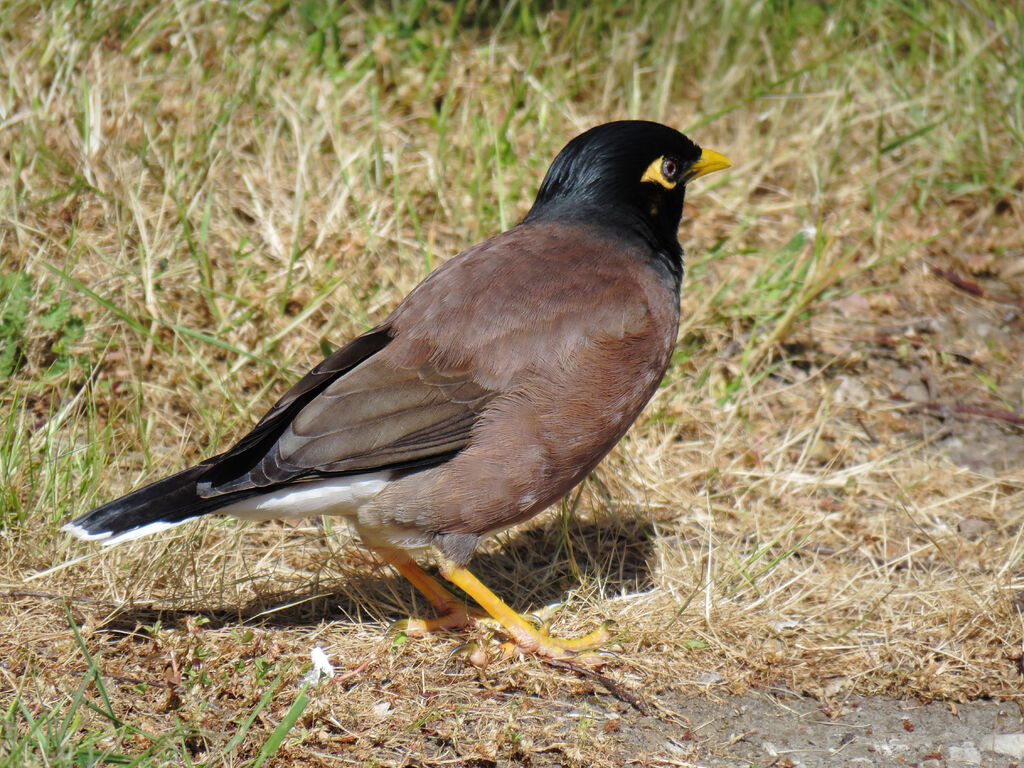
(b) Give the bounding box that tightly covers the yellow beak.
[688,148,731,180]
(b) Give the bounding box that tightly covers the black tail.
[63,462,252,545]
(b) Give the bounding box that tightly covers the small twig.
[890,393,1024,426]
[543,657,650,715]
[101,672,174,690]
[855,413,878,444]
[929,265,1022,307]
[4,589,104,604]
[331,650,378,685]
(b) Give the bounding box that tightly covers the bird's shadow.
[95,508,657,635]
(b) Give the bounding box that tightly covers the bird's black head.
[524,121,729,260]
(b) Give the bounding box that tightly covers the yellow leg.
[438,558,611,659]
[370,547,482,634]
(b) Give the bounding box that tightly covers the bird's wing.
[200,327,494,494]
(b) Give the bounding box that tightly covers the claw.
[562,651,612,668]
[523,612,546,629]
[389,617,439,638]
[447,635,493,667]
[388,618,412,636]
[447,640,479,662]
[528,602,565,625]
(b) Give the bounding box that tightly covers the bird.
[64,120,730,660]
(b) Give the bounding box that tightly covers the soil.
[595,688,1024,767]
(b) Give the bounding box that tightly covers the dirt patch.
[600,688,1024,767]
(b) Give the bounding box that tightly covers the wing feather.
[203,336,494,493]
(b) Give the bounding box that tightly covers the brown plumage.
[64,121,730,659]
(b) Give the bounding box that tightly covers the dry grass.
[2,0,1023,765]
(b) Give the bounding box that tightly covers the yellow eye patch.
[641,149,731,190]
[641,156,677,190]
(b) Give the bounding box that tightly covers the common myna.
[64,121,730,659]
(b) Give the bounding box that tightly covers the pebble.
[947,742,982,763]
[979,733,1024,758]
[958,517,993,538]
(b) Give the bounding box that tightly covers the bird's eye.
[661,157,679,181]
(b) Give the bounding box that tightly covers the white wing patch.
[217,472,391,521]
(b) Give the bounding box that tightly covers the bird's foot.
[503,618,616,663]
[389,604,487,637]
[447,618,617,667]
[435,560,620,665]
